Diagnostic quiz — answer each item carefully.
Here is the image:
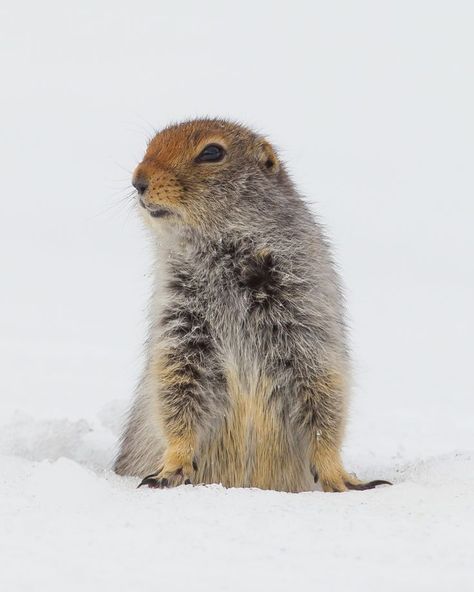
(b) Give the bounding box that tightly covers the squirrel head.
[132,118,283,235]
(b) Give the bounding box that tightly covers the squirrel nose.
[133,177,149,195]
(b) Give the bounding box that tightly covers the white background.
[1,1,473,590]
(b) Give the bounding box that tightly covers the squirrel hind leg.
[319,468,392,493]
[312,441,392,493]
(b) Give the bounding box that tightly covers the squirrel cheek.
[148,178,184,208]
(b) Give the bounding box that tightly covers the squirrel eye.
[195,144,226,163]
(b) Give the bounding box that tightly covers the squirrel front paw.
[138,447,197,489]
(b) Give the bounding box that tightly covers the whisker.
[112,161,133,175]
[89,189,138,221]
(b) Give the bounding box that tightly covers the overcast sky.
[1,2,472,446]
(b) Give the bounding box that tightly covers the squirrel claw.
[138,469,193,489]
[345,479,392,491]
[137,474,164,488]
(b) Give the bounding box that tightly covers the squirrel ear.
[255,140,280,175]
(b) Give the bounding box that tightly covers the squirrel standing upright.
[114,118,390,493]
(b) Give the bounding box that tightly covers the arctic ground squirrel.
[114,118,391,493]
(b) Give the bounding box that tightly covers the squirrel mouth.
[138,198,172,218]
[148,207,171,218]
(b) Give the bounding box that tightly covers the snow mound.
[0,402,123,471]
[1,407,473,592]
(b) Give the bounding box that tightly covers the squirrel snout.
[133,177,149,196]
[132,165,184,217]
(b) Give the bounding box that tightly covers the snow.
[1,410,473,591]
[1,1,473,590]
